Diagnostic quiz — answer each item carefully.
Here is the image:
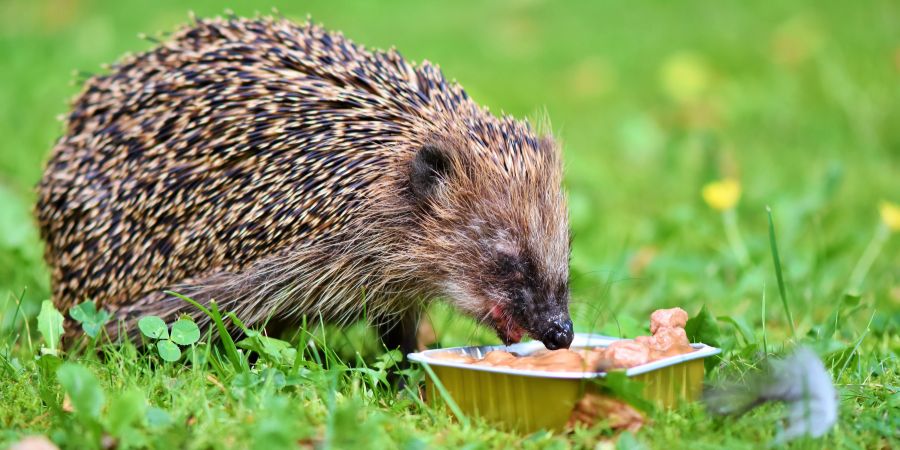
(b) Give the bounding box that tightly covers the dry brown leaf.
[61,394,74,413]
[101,434,117,450]
[567,392,646,433]
[416,316,436,351]
[10,436,59,450]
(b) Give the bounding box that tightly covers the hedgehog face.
[408,133,573,350]
[477,230,573,350]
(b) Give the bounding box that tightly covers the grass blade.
[761,282,768,356]
[766,207,796,338]
[836,311,875,382]
[847,223,890,294]
[420,362,469,428]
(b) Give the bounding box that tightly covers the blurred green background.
[0,0,897,340]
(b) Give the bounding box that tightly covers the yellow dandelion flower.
[660,52,710,103]
[880,201,900,231]
[702,178,742,211]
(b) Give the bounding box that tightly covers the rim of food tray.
[407,333,721,379]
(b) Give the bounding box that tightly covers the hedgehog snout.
[525,284,573,350]
[539,317,574,350]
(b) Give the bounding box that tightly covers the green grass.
[1,0,898,448]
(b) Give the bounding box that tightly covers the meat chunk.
[650,307,688,334]
[602,340,651,368]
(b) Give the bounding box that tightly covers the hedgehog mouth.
[488,304,527,345]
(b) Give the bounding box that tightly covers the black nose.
[541,318,574,350]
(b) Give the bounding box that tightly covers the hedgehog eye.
[409,144,452,201]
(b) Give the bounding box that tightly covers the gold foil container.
[408,334,721,432]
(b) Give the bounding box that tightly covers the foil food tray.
[408,333,721,432]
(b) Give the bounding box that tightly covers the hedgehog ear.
[409,144,452,202]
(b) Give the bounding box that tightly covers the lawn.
[1,0,897,448]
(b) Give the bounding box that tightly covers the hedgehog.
[35,15,573,355]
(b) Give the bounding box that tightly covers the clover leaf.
[170,319,200,346]
[156,340,182,362]
[138,315,200,362]
[138,316,168,340]
[69,301,112,338]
